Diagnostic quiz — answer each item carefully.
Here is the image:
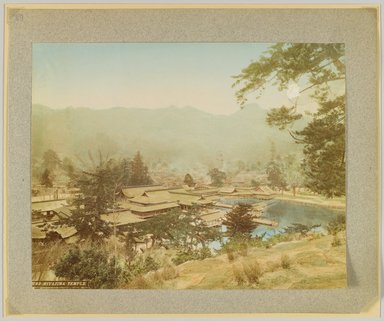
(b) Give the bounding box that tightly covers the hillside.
[32,104,304,169]
[140,232,346,289]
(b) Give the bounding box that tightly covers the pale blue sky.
[32,43,343,115]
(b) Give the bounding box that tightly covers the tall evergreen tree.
[60,160,119,242]
[223,204,257,238]
[42,149,61,172]
[120,158,131,186]
[40,168,53,187]
[207,168,226,187]
[283,154,303,197]
[128,152,153,186]
[233,43,345,197]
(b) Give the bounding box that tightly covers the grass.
[276,191,346,209]
[157,231,346,289]
[281,254,291,269]
[242,261,263,284]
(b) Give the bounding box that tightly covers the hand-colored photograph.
[31,43,346,289]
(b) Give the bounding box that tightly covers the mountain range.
[32,104,304,170]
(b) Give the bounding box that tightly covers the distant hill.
[32,104,304,170]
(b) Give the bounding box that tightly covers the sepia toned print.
[31,43,346,289]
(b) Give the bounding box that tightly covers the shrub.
[172,250,199,265]
[172,248,212,265]
[281,254,291,269]
[143,256,160,271]
[53,247,123,289]
[331,234,341,247]
[232,265,245,286]
[243,261,262,284]
[122,255,161,282]
[327,215,346,235]
[199,247,212,259]
[226,248,235,262]
[239,242,248,256]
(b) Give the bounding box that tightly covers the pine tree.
[40,168,53,187]
[60,160,119,242]
[223,204,257,238]
[128,152,153,186]
[233,43,345,197]
[42,149,61,172]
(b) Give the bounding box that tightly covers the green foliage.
[263,232,296,248]
[327,214,346,236]
[207,168,226,187]
[119,158,131,187]
[42,149,61,172]
[233,43,345,198]
[251,179,261,189]
[53,247,123,289]
[267,106,302,130]
[121,227,139,265]
[139,209,181,247]
[40,168,53,187]
[127,151,153,186]
[223,204,257,238]
[283,223,321,236]
[59,158,123,242]
[300,96,345,197]
[172,247,212,265]
[266,160,287,192]
[233,43,345,106]
[140,207,220,250]
[61,157,77,186]
[123,255,161,282]
[183,173,195,187]
[283,154,303,196]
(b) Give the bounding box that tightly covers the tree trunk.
[293,186,296,197]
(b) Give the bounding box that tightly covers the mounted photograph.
[31,42,346,289]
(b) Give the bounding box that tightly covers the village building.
[253,185,276,200]
[31,182,277,242]
[100,211,145,227]
[199,209,226,227]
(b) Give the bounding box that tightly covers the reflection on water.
[209,200,343,250]
[252,200,343,239]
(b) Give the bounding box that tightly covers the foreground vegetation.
[33,214,346,289]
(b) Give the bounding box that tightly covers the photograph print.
[31,43,346,289]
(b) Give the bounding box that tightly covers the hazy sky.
[32,43,343,115]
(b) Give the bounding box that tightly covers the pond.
[251,200,344,239]
[209,199,344,250]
